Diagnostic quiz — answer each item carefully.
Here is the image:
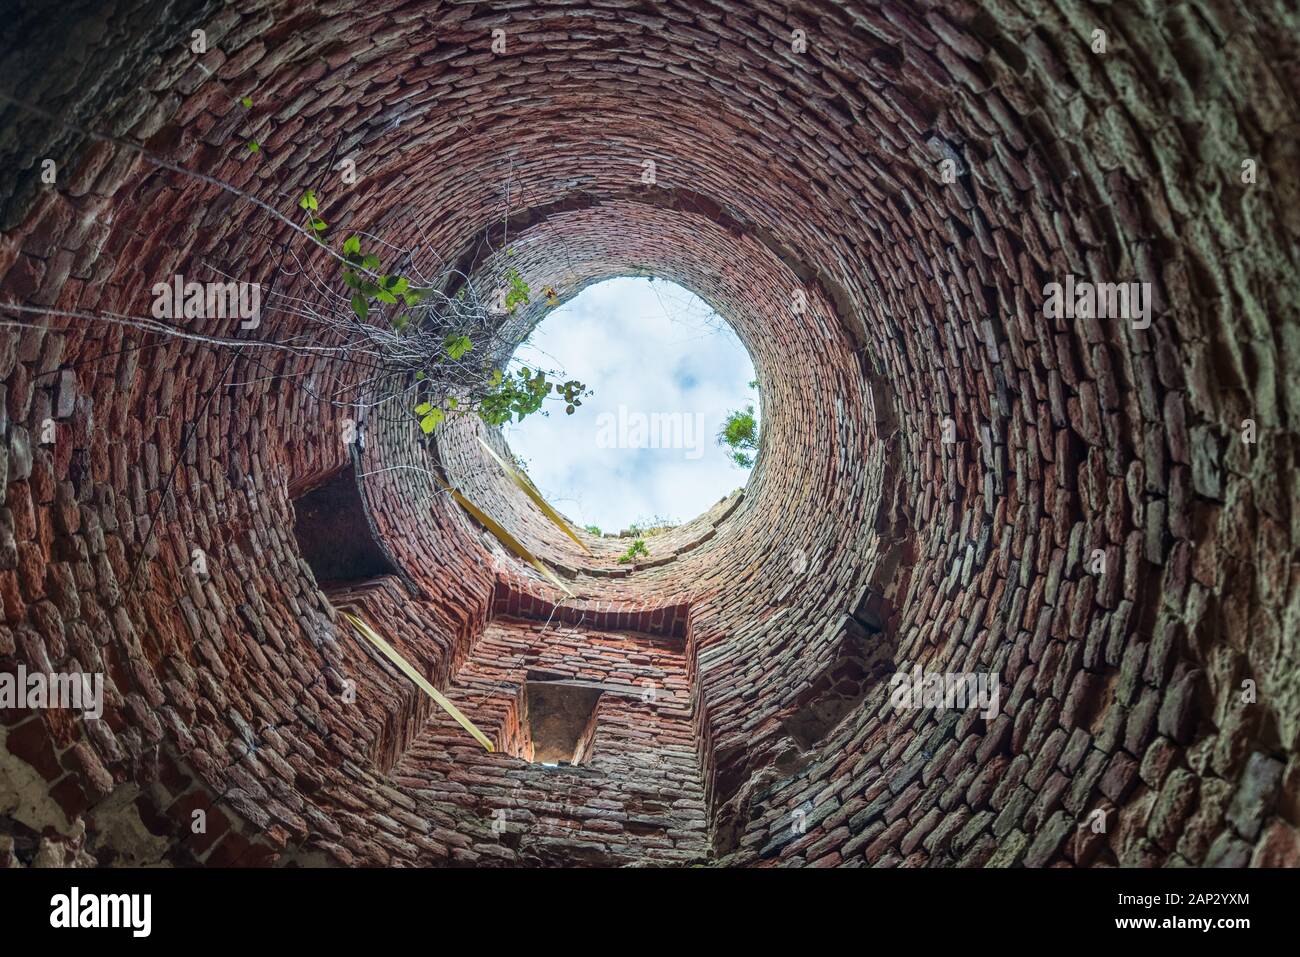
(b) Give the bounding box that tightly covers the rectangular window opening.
[290,464,397,586]
[514,679,603,766]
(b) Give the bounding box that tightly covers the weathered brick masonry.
[1,0,1298,867]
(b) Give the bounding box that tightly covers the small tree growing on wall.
[718,380,760,468]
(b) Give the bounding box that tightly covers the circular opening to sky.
[504,277,759,535]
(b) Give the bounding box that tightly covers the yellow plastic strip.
[344,612,494,752]
[434,476,574,597]
[477,436,592,555]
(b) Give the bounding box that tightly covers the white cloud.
[503,277,756,533]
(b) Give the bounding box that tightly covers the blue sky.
[503,277,757,533]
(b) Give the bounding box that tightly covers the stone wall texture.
[1,0,1298,868]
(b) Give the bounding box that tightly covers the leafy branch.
[289,190,590,437]
[718,405,759,468]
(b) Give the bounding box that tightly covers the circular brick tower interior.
[1,1,1298,867]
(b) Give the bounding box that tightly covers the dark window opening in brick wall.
[290,464,397,587]
[515,677,604,765]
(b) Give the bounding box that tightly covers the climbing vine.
[290,183,590,439]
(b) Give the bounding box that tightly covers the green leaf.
[504,267,531,312]
[312,218,328,232]
[489,369,503,387]
[415,371,426,381]
[350,293,368,320]
[376,289,397,304]
[445,335,472,360]
[414,402,433,415]
[342,235,361,256]
[240,96,253,108]
[299,189,318,211]
[361,253,381,271]
[420,409,444,433]
[247,141,260,152]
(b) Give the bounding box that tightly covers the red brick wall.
[387,617,707,866]
[1,0,1297,867]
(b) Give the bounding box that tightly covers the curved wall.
[0,0,1297,867]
